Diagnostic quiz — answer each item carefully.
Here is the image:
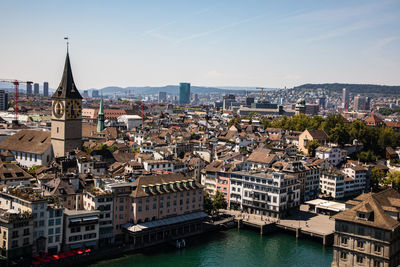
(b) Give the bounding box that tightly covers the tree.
[358,151,377,163]
[228,117,240,128]
[330,124,350,146]
[212,191,227,212]
[203,191,213,215]
[370,168,385,191]
[261,118,271,129]
[307,140,320,157]
[385,171,400,190]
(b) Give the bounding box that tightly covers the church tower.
[51,52,83,157]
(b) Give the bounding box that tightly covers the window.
[48,236,53,243]
[55,227,61,234]
[23,238,29,246]
[374,245,382,253]
[356,256,363,264]
[48,228,54,235]
[48,219,54,226]
[55,218,61,225]
[375,230,382,240]
[11,240,18,248]
[23,228,30,236]
[357,240,364,249]
[85,225,95,231]
[12,231,18,238]
[340,252,347,260]
[341,236,348,245]
[55,235,60,242]
[357,227,365,236]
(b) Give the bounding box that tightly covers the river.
[91,229,333,267]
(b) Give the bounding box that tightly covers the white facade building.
[117,115,142,130]
[320,171,345,199]
[230,171,300,218]
[315,146,344,166]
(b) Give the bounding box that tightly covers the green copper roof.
[98,96,104,115]
[52,52,82,99]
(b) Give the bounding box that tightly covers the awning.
[85,241,97,247]
[69,218,82,223]
[82,216,98,221]
[70,243,83,249]
[123,211,208,233]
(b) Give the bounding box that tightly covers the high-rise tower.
[179,83,190,104]
[342,88,349,109]
[51,52,83,157]
[97,96,105,132]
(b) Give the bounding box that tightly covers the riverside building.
[332,189,400,267]
[229,171,300,218]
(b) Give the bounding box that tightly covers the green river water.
[91,229,333,267]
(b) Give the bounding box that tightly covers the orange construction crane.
[256,87,267,103]
[0,79,33,124]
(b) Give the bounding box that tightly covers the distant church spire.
[97,96,105,132]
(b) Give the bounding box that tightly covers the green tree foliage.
[385,171,400,190]
[379,107,400,116]
[261,118,271,129]
[228,117,240,128]
[213,191,228,212]
[357,150,377,163]
[203,191,228,214]
[270,114,323,131]
[264,114,400,158]
[203,191,213,214]
[370,168,385,191]
[307,140,320,157]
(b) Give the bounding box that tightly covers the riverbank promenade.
[222,204,335,245]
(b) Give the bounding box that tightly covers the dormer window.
[357,211,373,221]
[357,212,366,219]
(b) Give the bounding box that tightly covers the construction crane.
[256,87,267,103]
[0,79,33,125]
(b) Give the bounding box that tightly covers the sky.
[0,0,399,90]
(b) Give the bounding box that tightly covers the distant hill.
[294,83,400,95]
[88,85,260,96]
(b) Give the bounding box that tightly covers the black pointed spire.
[52,52,82,99]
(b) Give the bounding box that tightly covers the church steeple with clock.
[51,51,83,157]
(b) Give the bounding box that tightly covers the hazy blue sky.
[0,0,399,90]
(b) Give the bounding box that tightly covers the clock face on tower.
[52,100,65,118]
[65,99,82,119]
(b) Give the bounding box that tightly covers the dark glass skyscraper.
[179,83,190,104]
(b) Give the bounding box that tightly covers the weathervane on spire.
[64,36,69,52]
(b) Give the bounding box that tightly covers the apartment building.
[63,209,100,251]
[130,173,203,224]
[332,189,400,267]
[320,170,345,199]
[0,209,33,264]
[304,162,321,200]
[0,188,63,254]
[315,146,344,166]
[229,171,300,218]
[143,159,188,173]
[105,183,135,244]
[83,188,114,247]
[342,165,369,197]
